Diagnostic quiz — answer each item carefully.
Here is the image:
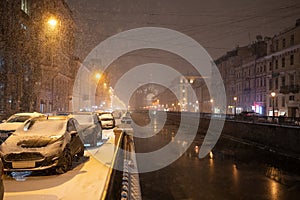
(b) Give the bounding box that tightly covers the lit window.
[21,0,29,14]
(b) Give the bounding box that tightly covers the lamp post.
[271,92,276,120]
[47,16,59,113]
[210,99,214,113]
[233,96,237,117]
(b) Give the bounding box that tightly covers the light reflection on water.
[136,117,300,200]
[232,163,239,188]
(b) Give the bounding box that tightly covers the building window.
[281,76,285,87]
[269,79,273,91]
[0,57,4,69]
[21,0,29,14]
[275,40,279,51]
[289,95,295,101]
[290,34,294,46]
[275,60,278,69]
[282,57,285,68]
[282,38,286,48]
[275,78,278,89]
[290,54,294,65]
[282,96,285,107]
[269,62,272,71]
[290,74,295,85]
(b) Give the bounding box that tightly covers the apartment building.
[0,0,77,118]
[215,37,267,114]
[266,19,300,117]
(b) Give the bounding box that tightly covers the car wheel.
[76,145,85,161]
[56,147,73,174]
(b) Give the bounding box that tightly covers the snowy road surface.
[3,129,116,200]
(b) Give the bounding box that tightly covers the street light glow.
[95,73,101,80]
[48,18,58,27]
[271,92,276,98]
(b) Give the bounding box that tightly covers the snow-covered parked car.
[97,112,115,129]
[0,112,45,143]
[71,112,102,147]
[0,116,85,174]
[0,159,3,200]
[121,112,132,124]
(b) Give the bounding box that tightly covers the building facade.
[265,19,300,117]
[0,0,77,118]
[215,37,267,115]
[215,19,300,117]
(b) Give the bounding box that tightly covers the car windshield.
[6,115,31,123]
[18,119,65,135]
[73,115,93,124]
[99,113,113,120]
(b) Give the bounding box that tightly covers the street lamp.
[48,18,58,28]
[210,99,214,113]
[233,96,237,117]
[95,73,101,80]
[271,92,276,120]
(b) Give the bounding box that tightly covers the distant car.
[0,116,85,174]
[121,112,132,124]
[71,112,102,146]
[238,111,259,120]
[0,112,45,143]
[0,159,3,200]
[97,112,115,129]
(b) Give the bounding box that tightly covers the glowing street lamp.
[233,96,237,116]
[271,92,276,120]
[47,18,58,28]
[210,99,214,113]
[95,73,101,80]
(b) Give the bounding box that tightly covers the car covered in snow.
[97,112,115,129]
[0,116,85,174]
[121,112,132,124]
[0,159,3,200]
[0,112,45,143]
[71,112,102,146]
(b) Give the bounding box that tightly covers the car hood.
[0,123,23,131]
[0,134,66,155]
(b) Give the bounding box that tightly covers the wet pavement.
[132,112,300,200]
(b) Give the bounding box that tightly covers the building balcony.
[243,88,251,93]
[280,85,299,94]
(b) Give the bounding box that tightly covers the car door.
[67,119,83,156]
[93,114,102,140]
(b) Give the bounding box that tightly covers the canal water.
[133,113,300,200]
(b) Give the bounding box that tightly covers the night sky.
[66,0,300,61]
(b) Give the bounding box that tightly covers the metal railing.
[102,125,142,200]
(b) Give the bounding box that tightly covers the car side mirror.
[70,131,78,136]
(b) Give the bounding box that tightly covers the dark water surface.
[133,114,300,200]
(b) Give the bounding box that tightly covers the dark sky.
[66,0,300,61]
